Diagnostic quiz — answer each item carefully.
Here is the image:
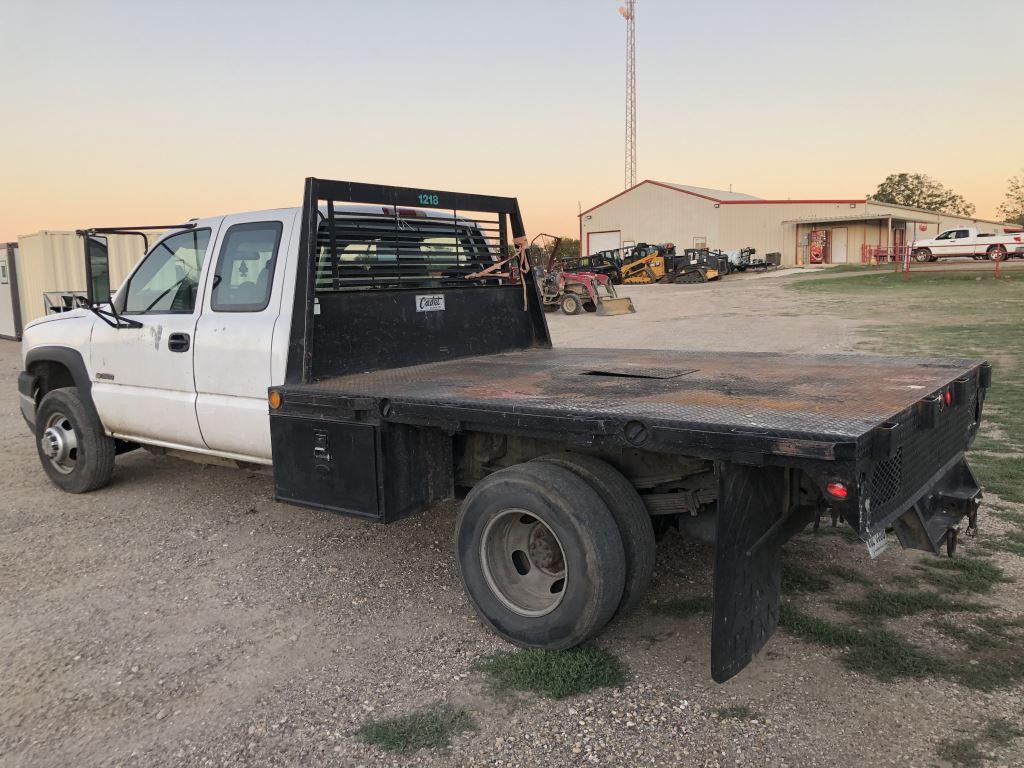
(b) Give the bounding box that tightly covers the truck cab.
[21,202,491,465]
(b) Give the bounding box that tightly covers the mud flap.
[711,463,793,683]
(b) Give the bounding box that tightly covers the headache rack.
[285,178,550,385]
[309,180,523,292]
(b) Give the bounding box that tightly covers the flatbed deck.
[282,347,983,460]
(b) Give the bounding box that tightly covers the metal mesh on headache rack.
[314,203,510,293]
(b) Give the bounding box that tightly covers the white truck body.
[911,227,1024,261]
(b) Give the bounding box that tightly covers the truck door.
[951,229,971,256]
[90,226,218,447]
[193,212,295,461]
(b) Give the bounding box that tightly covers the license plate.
[866,529,889,559]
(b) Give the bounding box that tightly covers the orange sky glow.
[2,1,1020,243]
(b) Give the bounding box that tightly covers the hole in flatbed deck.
[581,368,698,380]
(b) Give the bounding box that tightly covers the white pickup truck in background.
[912,227,1024,262]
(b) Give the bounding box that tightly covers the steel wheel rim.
[40,411,79,474]
[480,508,568,617]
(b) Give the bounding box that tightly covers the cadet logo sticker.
[416,294,445,312]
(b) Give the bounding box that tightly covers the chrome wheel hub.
[41,412,78,474]
[481,509,568,617]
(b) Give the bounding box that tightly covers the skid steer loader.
[620,243,717,284]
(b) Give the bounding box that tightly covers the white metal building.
[579,180,1022,265]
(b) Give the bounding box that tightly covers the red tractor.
[534,235,635,316]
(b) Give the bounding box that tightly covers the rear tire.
[455,462,626,650]
[533,454,656,617]
[35,387,115,493]
[989,245,1007,262]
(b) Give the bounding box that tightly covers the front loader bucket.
[595,296,636,316]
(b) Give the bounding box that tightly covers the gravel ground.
[1,271,1021,767]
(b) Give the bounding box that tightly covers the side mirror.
[85,234,110,305]
[74,228,145,329]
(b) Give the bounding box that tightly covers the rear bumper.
[18,371,37,431]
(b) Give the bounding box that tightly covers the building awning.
[780,213,933,225]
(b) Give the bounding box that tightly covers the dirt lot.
[2,268,1022,768]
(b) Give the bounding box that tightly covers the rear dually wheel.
[455,462,626,650]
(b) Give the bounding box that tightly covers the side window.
[124,229,211,314]
[210,221,283,312]
[955,230,969,239]
[935,231,951,240]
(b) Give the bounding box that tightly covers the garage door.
[587,230,621,256]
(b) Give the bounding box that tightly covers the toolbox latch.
[313,429,331,462]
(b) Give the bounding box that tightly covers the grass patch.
[972,454,1024,505]
[936,717,1024,767]
[837,588,982,620]
[654,596,712,617]
[983,717,1024,747]
[357,706,476,754]
[479,646,628,699]
[716,705,760,721]
[822,565,873,587]
[990,507,1024,526]
[781,562,832,594]
[781,603,941,682]
[977,529,1024,557]
[781,603,1024,691]
[930,620,1010,652]
[914,556,1013,594]
[936,736,988,768]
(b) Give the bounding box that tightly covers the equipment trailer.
[20,178,989,683]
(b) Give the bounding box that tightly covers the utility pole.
[619,1,636,189]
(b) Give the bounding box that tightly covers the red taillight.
[381,206,424,217]
[826,482,849,501]
[944,390,953,406]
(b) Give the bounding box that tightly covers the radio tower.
[619,1,636,189]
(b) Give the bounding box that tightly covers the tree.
[527,236,580,267]
[870,173,975,216]
[997,170,1024,226]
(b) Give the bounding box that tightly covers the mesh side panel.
[870,447,903,507]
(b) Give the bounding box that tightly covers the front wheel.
[560,293,583,315]
[35,388,115,493]
[455,462,626,650]
[913,248,931,263]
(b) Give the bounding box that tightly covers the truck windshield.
[314,214,498,292]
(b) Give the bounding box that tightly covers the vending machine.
[809,229,830,264]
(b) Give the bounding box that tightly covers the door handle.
[168,332,191,353]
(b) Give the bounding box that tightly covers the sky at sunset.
[1,0,1021,242]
